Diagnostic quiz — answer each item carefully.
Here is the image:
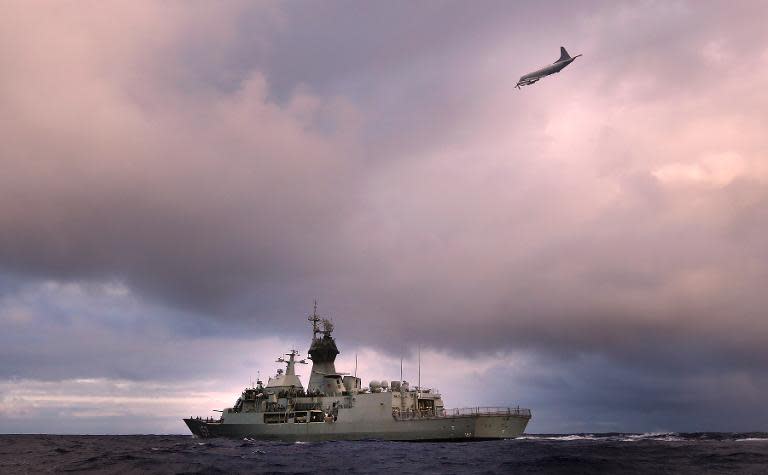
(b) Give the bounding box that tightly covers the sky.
[1,0,768,434]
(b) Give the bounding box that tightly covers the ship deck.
[393,406,531,421]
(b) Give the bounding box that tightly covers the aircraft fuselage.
[516,47,582,89]
[519,58,573,82]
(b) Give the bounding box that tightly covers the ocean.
[1,433,767,474]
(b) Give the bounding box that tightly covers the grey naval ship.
[184,305,532,441]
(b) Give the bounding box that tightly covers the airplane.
[516,46,582,89]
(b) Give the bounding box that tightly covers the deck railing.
[393,406,531,420]
[442,407,531,417]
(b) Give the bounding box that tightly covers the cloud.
[2,1,768,432]
[0,1,363,317]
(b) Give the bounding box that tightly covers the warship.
[184,304,531,441]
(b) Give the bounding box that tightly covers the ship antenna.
[400,356,403,383]
[354,352,358,379]
[418,344,421,397]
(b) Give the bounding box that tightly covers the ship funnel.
[306,303,341,395]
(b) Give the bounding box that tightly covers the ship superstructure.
[184,304,531,441]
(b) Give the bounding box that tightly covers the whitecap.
[620,432,682,442]
[520,434,599,441]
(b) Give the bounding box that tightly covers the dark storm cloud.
[471,352,768,433]
[0,277,309,385]
[2,1,768,432]
[0,1,363,316]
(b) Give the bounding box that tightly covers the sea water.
[1,432,767,474]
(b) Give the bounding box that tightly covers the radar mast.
[308,299,321,339]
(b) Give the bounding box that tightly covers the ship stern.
[472,414,531,439]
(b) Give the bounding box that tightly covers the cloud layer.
[2,0,768,432]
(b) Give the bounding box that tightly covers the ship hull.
[184,414,529,442]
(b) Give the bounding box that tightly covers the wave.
[519,432,685,442]
[4,434,768,474]
[618,432,683,442]
[518,432,768,443]
[518,434,598,441]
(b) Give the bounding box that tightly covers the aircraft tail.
[557,46,571,62]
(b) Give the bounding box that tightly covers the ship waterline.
[184,304,531,441]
